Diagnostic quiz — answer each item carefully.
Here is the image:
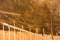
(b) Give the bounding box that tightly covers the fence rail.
[1,22,53,40]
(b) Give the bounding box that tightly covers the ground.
[0,30,60,40]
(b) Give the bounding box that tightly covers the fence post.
[29,28,31,40]
[21,25,26,40]
[20,30,21,40]
[14,21,16,40]
[43,28,45,36]
[8,26,10,40]
[56,32,58,36]
[36,28,39,34]
[22,25,25,40]
[56,32,58,40]
[35,28,39,40]
[14,28,16,40]
[3,24,5,40]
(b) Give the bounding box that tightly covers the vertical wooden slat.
[8,27,10,40]
[22,25,24,40]
[43,28,45,36]
[24,32,26,40]
[14,21,16,40]
[56,33,58,40]
[56,32,58,36]
[14,29,16,40]
[35,28,39,40]
[30,29,31,40]
[20,30,21,40]
[3,24,5,40]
